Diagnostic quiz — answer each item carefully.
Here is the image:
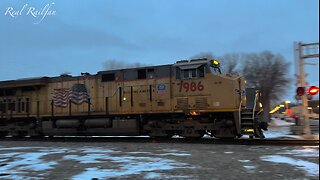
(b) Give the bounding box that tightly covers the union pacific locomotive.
[0,59,267,139]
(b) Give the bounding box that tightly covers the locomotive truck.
[0,58,267,139]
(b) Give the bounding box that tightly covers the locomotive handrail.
[238,98,242,124]
[252,91,259,121]
[238,86,244,123]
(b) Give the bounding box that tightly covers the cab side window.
[176,67,181,79]
[102,73,115,82]
[138,69,147,79]
[176,66,205,79]
[198,66,205,77]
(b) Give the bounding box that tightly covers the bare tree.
[219,53,242,75]
[242,51,291,122]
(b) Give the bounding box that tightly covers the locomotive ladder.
[240,90,264,139]
[240,110,265,139]
[240,110,256,137]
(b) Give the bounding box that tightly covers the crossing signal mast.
[294,42,319,136]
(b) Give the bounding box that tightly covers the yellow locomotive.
[0,59,267,138]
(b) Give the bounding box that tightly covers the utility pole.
[294,42,319,137]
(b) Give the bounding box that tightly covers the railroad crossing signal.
[296,87,305,96]
[308,86,319,95]
[294,41,319,137]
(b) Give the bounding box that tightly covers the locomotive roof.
[97,64,172,74]
[0,59,212,89]
[0,77,50,89]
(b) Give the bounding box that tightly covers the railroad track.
[0,136,318,146]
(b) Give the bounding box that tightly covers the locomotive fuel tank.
[56,119,80,128]
[84,118,112,128]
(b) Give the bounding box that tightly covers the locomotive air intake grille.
[176,98,189,109]
[195,97,208,109]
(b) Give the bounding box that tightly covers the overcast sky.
[0,0,319,101]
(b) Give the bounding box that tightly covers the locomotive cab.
[171,58,266,139]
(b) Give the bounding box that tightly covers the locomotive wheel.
[30,132,44,137]
[151,136,170,140]
[236,134,243,138]
[212,130,237,139]
[198,130,206,138]
[0,132,8,137]
[217,136,236,140]
[14,131,28,138]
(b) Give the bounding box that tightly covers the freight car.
[0,59,267,139]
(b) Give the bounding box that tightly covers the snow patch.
[71,156,192,179]
[0,152,57,171]
[0,146,193,179]
[243,165,256,170]
[81,147,117,154]
[0,147,43,151]
[156,153,191,156]
[224,152,234,154]
[261,155,319,176]
[63,154,106,163]
[0,151,58,179]
[264,126,291,138]
[269,118,295,127]
[128,152,151,154]
[279,148,319,157]
[144,172,162,179]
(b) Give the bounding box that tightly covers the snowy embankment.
[268,117,295,127]
[264,118,319,140]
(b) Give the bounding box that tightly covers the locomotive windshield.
[174,59,208,79]
[209,59,221,74]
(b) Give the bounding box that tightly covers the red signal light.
[308,86,319,95]
[296,87,305,96]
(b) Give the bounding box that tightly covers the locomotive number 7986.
[177,81,204,92]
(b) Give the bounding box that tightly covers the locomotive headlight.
[210,59,220,68]
[123,97,127,101]
[190,111,199,116]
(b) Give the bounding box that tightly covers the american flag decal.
[53,84,90,107]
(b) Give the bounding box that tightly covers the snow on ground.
[0,150,59,180]
[0,146,194,180]
[0,143,318,179]
[264,126,319,140]
[264,118,319,140]
[261,155,319,176]
[72,156,193,180]
[269,118,295,127]
[263,126,292,139]
[260,144,319,177]
[278,147,320,157]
